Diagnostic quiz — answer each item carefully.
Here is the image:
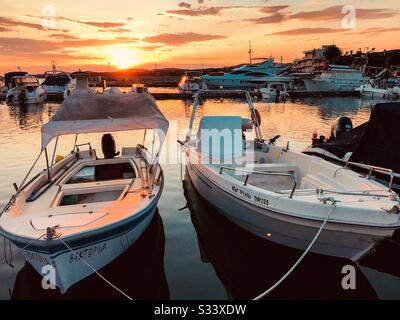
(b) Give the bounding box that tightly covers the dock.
[151,90,360,100]
[0,89,361,103]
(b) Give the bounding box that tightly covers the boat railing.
[335,161,400,192]
[219,166,297,199]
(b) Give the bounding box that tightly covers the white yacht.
[180,90,400,262]
[202,58,289,90]
[303,65,366,92]
[0,92,169,294]
[6,74,45,105]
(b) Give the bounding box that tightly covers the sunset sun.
[107,47,140,70]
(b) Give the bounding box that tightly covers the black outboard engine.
[18,90,26,105]
[102,134,120,159]
[327,116,353,142]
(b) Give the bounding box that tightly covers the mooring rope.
[0,233,47,266]
[57,237,133,300]
[253,201,337,300]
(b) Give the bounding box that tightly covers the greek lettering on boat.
[69,243,107,264]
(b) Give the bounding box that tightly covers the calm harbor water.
[1,93,400,300]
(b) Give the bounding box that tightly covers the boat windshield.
[14,77,38,86]
[230,70,249,75]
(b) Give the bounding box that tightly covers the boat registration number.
[232,186,269,206]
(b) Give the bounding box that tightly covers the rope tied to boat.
[57,235,134,300]
[253,198,337,300]
[0,232,47,266]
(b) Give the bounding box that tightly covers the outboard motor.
[102,134,120,159]
[327,116,353,142]
[18,90,26,105]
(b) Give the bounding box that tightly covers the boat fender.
[55,155,65,163]
[252,109,261,126]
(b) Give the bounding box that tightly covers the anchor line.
[0,233,47,266]
[57,237,134,301]
[253,201,337,300]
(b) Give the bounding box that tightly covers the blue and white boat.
[0,92,169,293]
[202,58,290,90]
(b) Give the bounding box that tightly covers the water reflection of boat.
[11,212,169,300]
[183,169,377,299]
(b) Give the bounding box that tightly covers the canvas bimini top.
[41,93,169,150]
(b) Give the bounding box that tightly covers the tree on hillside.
[324,45,343,64]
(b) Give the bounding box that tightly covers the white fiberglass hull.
[187,162,394,262]
[303,79,364,92]
[19,205,156,294]
[6,88,46,105]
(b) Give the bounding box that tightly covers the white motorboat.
[260,82,289,101]
[0,93,169,293]
[178,71,207,93]
[202,58,290,90]
[42,71,73,100]
[180,90,400,262]
[6,74,45,105]
[303,65,366,92]
[356,83,400,98]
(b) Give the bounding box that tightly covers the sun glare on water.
[107,47,140,70]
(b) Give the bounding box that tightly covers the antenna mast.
[248,41,253,64]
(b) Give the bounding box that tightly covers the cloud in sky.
[266,26,400,37]
[178,2,191,9]
[267,28,343,36]
[0,16,48,31]
[167,7,225,16]
[290,6,398,21]
[246,5,399,24]
[143,32,226,45]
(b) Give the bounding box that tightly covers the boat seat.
[300,174,342,190]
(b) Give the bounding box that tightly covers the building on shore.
[292,45,337,73]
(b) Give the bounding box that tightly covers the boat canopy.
[41,93,169,150]
[350,102,400,172]
[42,74,71,86]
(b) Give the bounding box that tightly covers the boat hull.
[187,162,393,262]
[6,88,46,105]
[18,204,157,294]
[303,79,363,92]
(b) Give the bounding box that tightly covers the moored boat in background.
[5,74,45,105]
[303,65,366,92]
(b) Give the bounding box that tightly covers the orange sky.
[0,0,399,73]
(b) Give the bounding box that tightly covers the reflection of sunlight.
[107,47,140,69]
